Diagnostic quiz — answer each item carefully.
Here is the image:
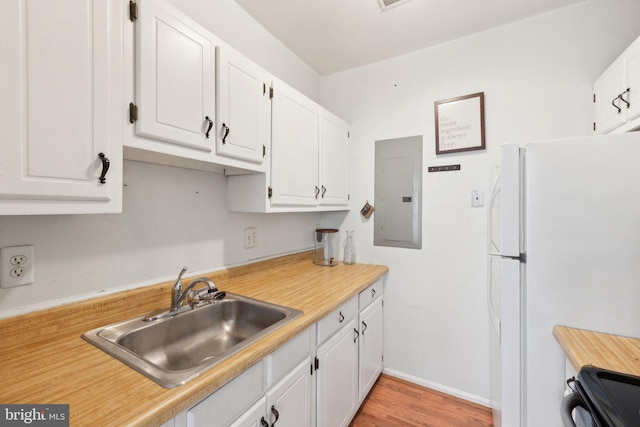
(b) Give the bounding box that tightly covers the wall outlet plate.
[1,245,35,288]
[244,227,258,249]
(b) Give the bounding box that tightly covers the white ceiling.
[234,0,586,76]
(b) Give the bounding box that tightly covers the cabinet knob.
[205,116,214,138]
[271,405,280,426]
[221,123,230,144]
[620,88,631,109]
[98,153,110,184]
[612,96,622,114]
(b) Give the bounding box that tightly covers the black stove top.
[574,366,640,427]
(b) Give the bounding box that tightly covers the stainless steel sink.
[82,293,302,388]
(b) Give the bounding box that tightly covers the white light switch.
[244,227,258,249]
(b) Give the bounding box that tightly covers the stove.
[562,366,640,427]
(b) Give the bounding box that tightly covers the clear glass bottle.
[343,230,356,265]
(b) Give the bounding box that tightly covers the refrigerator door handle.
[487,256,501,338]
[488,172,501,255]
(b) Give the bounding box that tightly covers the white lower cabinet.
[229,396,267,427]
[358,296,384,402]
[186,360,265,427]
[231,359,312,427]
[316,317,359,427]
[175,285,384,427]
[265,358,313,427]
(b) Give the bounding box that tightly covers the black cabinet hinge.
[593,122,596,132]
[310,363,313,375]
[314,357,319,371]
[348,131,350,138]
[269,87,274,99]
[268,187,273,198]
[263,145,266,157]
[129,103,138,123]
[129,1,138,22]
[348,194,350,201]
[593,94,596,103]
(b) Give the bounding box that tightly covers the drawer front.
[359,279,382,311]
[268,326,311,387]
[317,296,357,345]
[187,360,265,427]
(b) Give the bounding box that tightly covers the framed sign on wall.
[434,92,485,155]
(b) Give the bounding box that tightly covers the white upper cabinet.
[0,0,123,215]
[124,0,264,174]
[134,0,215,150]
[594,35,640,134]
[319,109,350,207]
[270,80,320,207]
[216,47,270,168]
[227,80,349,213]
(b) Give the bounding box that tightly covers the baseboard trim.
[382,367,493,409]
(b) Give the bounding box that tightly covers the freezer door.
[489,143,520,258]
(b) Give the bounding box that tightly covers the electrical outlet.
[471,190,484,207]
[244,227,258,249]
[1,245,35,288]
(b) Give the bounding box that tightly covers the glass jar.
[343,230,356,265]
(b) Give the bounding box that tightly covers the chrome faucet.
[170,267,218,311]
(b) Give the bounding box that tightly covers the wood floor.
[350,375,494,427]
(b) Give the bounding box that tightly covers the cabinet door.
[625,40,640,123]
[266,358,312,427]
[593,57,627,134]
[319,109,349,207]
[316,319,359,427]
[0,0,122,214]
[187,361,265,427]
[135,0,214,151]
[270,81,319,207]
[359,297,384,402]
[229,397,267,427]
[216,47,269,165]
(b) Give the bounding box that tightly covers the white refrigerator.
[487,132,640,427]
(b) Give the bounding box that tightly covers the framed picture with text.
[434,92,485,154]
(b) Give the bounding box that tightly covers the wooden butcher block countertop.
[0,251,388,427]
[553,325,640,377]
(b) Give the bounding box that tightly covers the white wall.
[166,0,321,102]
[320,0,640,403]
[0,0,322,316]
[0,161,320,315]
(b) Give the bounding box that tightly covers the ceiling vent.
[378,0,412,10]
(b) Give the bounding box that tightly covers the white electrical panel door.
[270,81,319,207]
[319,109,349,207]
[136,0,215,151]
[216,47,269,165]
[0,0,123,214]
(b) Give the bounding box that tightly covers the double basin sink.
[83,292,302,388]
